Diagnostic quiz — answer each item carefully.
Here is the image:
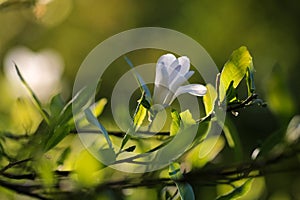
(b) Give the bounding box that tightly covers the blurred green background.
[0,0,299,199]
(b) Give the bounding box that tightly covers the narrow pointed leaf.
[203,84,217,116]
[14,64,50,124]
[170,109,181,136]
[84,108,113,149]
[124,56,151,100]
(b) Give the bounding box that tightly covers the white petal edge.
[157,54,176,69]
[177,56,190,75]
[169,84,207,104]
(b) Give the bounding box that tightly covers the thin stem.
[0,158,31,173]
[226,93,258,112]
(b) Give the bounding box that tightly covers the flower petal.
[168,59,179,75]
[157,54,176,69]
[178,56,190,75]
[155,61,169,86]
[184,70,194,80]
[153,65,169,104]
[169,84,207,104]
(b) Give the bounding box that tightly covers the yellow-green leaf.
[203,84,218,116]
[170,109,181,136]
[219,46,253,102]
[180,110,196,127]
[216,179,253,200]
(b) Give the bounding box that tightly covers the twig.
[70,129,170,137]
[0,158,31,173]
[226,93,258,112]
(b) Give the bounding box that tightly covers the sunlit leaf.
[92,98,107,117]
[216,179,253,200]
[14,64,50,124]
[170,109,181,136]
[203,84,218,116]
[133,95,148,131]
[187,135,225,168]
[180,110,196,127]
[78,98,107,127]
[169,162,182,180]
[56,146,71,166]
[225,81,238,104]
[74,149,102,187]
[219,46,253,102]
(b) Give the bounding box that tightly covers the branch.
[0,158,31,173]
[0,147,298,199]
[226,93,259,112]
[70,129,170,137]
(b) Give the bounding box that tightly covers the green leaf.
[75,149,102,187]
[44,124,70,151]
[14,64,50,124]
[34,157,55,187]
[84,108,113,150]
[56,147,71,166]
[125,56,151,101]
[222,124,235,148]
[58,86,95,126]
[219,46,253,102]
[176,182,195,200]
[216,179,253,200]
[246,66,255,96]
[170,109,181,136]
[133,93,149,131]
[49,94,64,118]
[119,129,132,151]
[218,119,243,160]
[225,81,238,104]
[180,110,196,127]
[133,104,147,131]
[169,163,195,200]
[186,134,225,168]
[169,162,182,180]
[92,98,107,117]
[78,98,108,128]
[203,84,218,116]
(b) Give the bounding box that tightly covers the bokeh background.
[0,0,299,199]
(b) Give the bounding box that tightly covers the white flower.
[153,53,207,106]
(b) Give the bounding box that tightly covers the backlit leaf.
[216,179,253,200]
[203,84,218,116]
[170,109,181,136]
[219,46,253,102]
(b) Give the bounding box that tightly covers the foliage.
[0,46,299,200]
